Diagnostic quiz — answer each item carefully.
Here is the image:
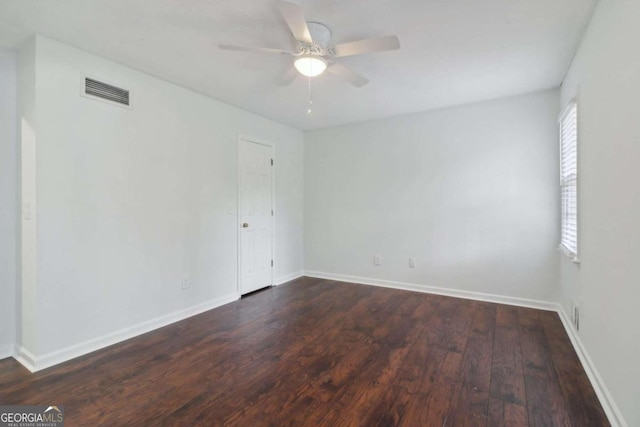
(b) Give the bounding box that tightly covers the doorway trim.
[237,134,275,296]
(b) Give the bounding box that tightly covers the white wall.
[560,0,640,425]
[17,39,37,355]
[305,90,559,302]
[0,48,16,357]
[275,137,304,281]
[18,35,304,359]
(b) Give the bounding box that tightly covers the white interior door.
[238,137,273,295]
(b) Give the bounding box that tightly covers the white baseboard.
[15,293,239,373]
[0,344,15,361]
[303,270,557,311]
[275,271,304,286]
[14,345,37,372]
[556,308,627,427]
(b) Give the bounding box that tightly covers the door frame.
[237,134,275,296]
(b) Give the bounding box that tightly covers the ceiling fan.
[219,0,400,87]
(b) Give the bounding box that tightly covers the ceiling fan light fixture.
[294,55,327,77]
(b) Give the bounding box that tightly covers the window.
[559,101,578,261]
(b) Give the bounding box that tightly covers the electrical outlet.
[409,257,416,268]
[181,275,190,290]
[373,255,382,266]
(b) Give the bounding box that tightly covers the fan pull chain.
[307,74,313,115]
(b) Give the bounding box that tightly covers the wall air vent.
[84,78,130,107]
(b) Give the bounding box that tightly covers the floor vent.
[571,303,580,331]
[84,78,130,106]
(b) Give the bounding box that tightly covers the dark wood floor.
[0,277,608,426]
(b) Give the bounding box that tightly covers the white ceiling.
[0,0,596,130]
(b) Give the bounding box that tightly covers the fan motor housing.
[307,22,331,48]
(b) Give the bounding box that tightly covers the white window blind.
[559,101,578,260]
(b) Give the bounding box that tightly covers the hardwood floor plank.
[470,303,496,342]
[517,307,544,332]
[519,314,553,379]
[495,305,519,329]
[490,322,526,405]
[0,278,610,426]
[525,374,572,427]
[398,296,478,427]
[305,294,428,427]
[438,299,477,353]
[398,366,456,427]
[445,336,493,427]
[208,288,403,426]
[488,397,528,427]
[357,296,446,427]
[329,298,440,426]
[539,312,610,427]
[240,297,420,422]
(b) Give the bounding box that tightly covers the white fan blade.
[277,67,298,86]
[326,63,369,87]
[332,35,400,58]
[219,44,290,55]
[277,1,313,44]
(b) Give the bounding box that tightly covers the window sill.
[558,245,580,264]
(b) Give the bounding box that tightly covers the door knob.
[242,222,249,228]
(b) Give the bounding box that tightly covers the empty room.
[0,0,638,425]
